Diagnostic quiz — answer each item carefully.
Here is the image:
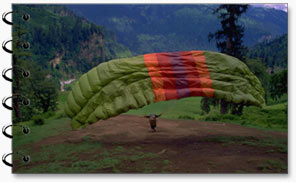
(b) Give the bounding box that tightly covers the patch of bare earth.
[25,115,288,173]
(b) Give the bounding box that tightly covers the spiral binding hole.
[22,155,30,163]
[22,127,30,135]
[22,14,30,21]
[2,124,30,139]
[2,11,30,25]
[2,10,32,168]
[22,98,30,106]
[2,95,30,110]
[2,40,30,54]
[22,42,30,49]
[2,152,30,167]
[2,67,30,82]
[22,70,30,78]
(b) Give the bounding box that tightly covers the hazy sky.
[252,4,287,12]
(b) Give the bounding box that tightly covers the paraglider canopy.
[65,50,265,129]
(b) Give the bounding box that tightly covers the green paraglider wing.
[65,50,265,129]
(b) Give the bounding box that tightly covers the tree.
[200,97,219,114]
[203,4,249,115]
[12,15,31,122]
[209,5,248,61]
[14,61,59,121]
[246,59,270,104]
[270,69,287,101]
[27,63,58,112]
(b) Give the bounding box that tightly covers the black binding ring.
[2,68,13,82]
[2,96,13,110]
[2,124,30,139]
[2,66,30,82]
[2,11,13,25]
[2,40,12,54]
[3,38,32,54]
[2,95,30,110]
[2,40,31,54]
[2,152,30,167]
[2,153,13,167]
[2,11,30,25]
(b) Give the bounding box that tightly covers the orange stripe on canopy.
[155,53,179,100]
[191,51,215,97]
[143,53,166,102]
[144,51,214,102]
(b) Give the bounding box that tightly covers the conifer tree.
[202,5,248,115]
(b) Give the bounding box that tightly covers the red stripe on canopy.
[143,50,214,102]
[178,51,203,97]
[156,53,179,100]
[191,51,215,98]
[143,53,166,102]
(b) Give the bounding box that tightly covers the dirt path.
[29,115,287,173]
[37,115,286,145]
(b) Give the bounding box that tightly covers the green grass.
[205,135,287,153]
[266,94,287,105]
[126,96,287,131]
[54,91,70,118]
[15,138,164,173]
[13,91,71,150]
[13,91,287,173]
[13,117,71,150]
[257,159,287,172]
[14,91,165,173]
[126,97,202,120]
[198,103,287,131]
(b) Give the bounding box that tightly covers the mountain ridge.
[67,5,287,55]
[247,33,287,68]
[13,5,133,80]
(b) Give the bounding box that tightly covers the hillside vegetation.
[67,5,287,55]
[247,34,287,68]
[14,5,132,80]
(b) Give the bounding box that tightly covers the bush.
[221,114,236,121]
[42,111,55,118]
[202,113,219,121]
[32,115,45,125]
[178,115,195,120]
[54,111,66,119]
